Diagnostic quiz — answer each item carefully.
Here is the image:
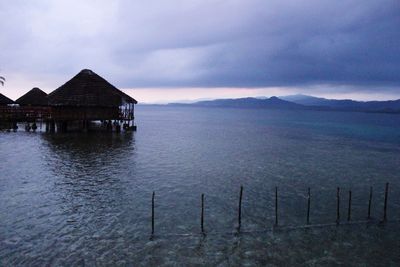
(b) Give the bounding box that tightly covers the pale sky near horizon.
[1,0,399,103]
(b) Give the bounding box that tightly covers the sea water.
[1,106,399,265]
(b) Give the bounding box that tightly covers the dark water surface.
[1,106,400,266]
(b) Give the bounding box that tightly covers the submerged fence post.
[275,187,278,226]
[347,190,352,222]
[367,186,373,220]
[151,191,155,236]
[238,186,243,231]
[201,193,205,234]
[383,183,389,222]
[336,187,340,224]
[307,187,311,225]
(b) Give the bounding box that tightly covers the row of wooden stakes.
[149,183,390,237]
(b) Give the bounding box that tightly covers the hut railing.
[1,105,134,121]
[0,106,52,121]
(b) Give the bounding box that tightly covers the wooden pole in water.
[151,191,155,235]
[238,186,243,231]
[307,187,311,225]
[201,193,205,234]
[383,183,389,222]
[367,186,373,220]
[275,186,278,226]
[347,190,352,221]
[336,187,340,224]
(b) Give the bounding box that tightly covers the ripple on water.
[1,107,400,265]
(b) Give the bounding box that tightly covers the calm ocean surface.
[1,105,400,266]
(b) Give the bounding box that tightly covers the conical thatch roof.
[16,87,48,106]
[0,93,14,105]
[48,69,137,107]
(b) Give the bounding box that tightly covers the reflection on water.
[1,106,400,265]
[42,134,137,234]
[42,133,136,186]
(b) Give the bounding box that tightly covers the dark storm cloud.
[0,0,399,93]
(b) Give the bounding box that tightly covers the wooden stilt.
[336,187,340,224]
[383,183,389,222]
[50,120,55,133]
[347,190,352,221]
[307,187,311,225]
[238,186,243,231]
[201,194,205,234]
[275,186,278,226]
[151,191,155,236]
[367,186,373,220]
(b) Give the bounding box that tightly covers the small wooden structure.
[0,93,14,106]
[16,87,49,107]
[0,69,137,132]
[47,69,137,132]
[0,93,16,130]
[15,87,51,131]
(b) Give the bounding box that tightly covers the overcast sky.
[0,0,399,102]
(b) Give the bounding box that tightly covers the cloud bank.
[0,0,399,98]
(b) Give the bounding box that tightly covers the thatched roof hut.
[16,87,48,106]
[48,69,137,107]
[0,93,14,105]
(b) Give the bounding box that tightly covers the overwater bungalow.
[48,69,137,132]
[0,69,137,132]
[0,93,15,130]
[0,93,14,106]
[15,87,49,130]
[16,87,48,107]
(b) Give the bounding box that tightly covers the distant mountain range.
[173,96,302,109]
[169,94,400,113]
[280,94,400,112]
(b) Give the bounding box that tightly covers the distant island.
[168,94,400,114]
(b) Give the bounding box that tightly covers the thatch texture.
[16,87,48,106]
[0,93,14,105]
[48,69,137,107]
